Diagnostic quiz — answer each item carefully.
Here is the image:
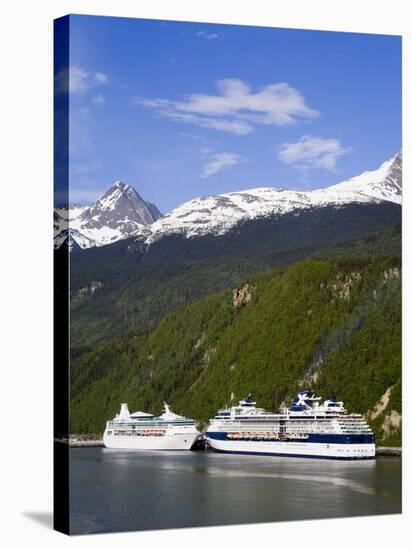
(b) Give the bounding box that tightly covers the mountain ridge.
[148,152,402,241]
[55,152,402,250]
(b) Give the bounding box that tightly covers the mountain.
[56,152,401,250]
[148,153,402,241]
[327,153,402,202]
[70,256,401,446]
[54,182,162,248]
[68,152,402,348]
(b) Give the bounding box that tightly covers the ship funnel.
[119,403,130,419]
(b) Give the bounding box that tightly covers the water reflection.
[70,448,401,535]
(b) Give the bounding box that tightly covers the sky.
[57,15,401,212]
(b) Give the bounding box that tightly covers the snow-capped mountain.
[54,152,402,250]
[326,152,402,203]
[148,152,402,242]
[54,182,162,248]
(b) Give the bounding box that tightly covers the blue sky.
[62,15,401,212]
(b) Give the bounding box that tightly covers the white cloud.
[135,79,319,135]
[55,66,108,94]
[201,152,243,177]
[278,135,351,171]
[167,111,253,135]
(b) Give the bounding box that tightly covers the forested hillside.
[70,202,401,348]
[70,256,401,445]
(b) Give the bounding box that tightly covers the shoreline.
[55,438,104,447]
[57,439,402,455]
[376,446,402,456]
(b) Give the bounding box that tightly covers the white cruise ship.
[103,403,200,450]
[205,390,375,459]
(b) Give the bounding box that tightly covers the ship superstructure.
[205,390,375,459]
[103,403,200,450]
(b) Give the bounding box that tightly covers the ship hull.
[103,430,199,451]
[205,435,375,459]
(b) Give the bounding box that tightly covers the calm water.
[69,448,401,534]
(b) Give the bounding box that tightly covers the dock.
[69,439,104,447]
[376,446,401,456]
[57,437,401,455]
[54,437,104,448]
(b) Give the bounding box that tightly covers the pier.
[55,436,104,448]
[69,439,104,448]
[376,446,401,456]
[59,437,401,455]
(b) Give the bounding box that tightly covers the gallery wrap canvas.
[54,14,402,536]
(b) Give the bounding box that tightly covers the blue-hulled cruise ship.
[205,390,375,459]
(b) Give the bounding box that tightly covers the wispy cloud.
[201,152,243,177]
[195,30,223,40]
[55,66,108,94]
[134,79,319,135]
[277,135,351,171]
[167,111,253,135]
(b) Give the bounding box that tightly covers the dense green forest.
[70,202,401,349]
[70,255,401,445]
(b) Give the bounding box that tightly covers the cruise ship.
[205,390,375,459]
[103,403,200,450]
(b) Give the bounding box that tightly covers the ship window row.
[111,431,166,437]
[222,425,343,433]
[221,425,370,435]
[223,415,365,421]
[339,422,367,427]
[107,422,194,429]
[218,417,355,423]
[225,422,340,430]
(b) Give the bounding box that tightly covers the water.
[69,448,401,535]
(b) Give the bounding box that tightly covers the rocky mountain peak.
[78,181,162,228]
[54,180,162,249]
[113,180,129,189]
